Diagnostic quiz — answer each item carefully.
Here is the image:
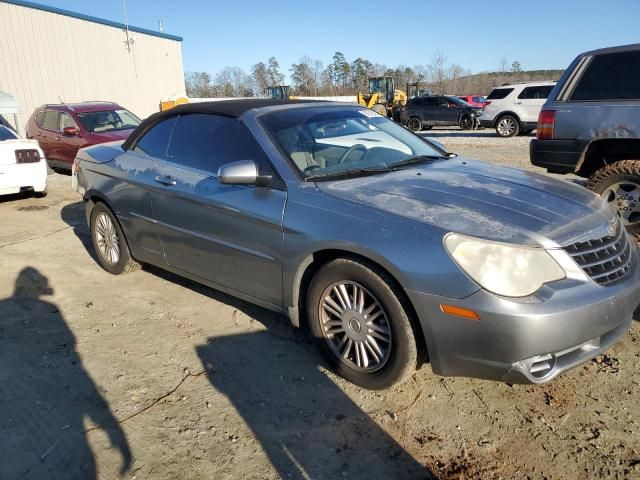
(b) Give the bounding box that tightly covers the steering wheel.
[303,164,321,174]
[338,144,368,164]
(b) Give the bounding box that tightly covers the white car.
[0,125,48,197]
[479,81,556,137]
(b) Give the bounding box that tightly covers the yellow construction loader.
[356,77,407,117]
[264,85,290,100]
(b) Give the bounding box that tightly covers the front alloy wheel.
[307,258,419,389]
[320,281,392,371]
[90,202,141,275]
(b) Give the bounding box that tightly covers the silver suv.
[530,43,640,241]
[479,81,555,137]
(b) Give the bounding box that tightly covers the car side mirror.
[217,160,272,187]
[63,126,80,136]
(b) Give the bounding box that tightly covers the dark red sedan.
[26,102,140,170]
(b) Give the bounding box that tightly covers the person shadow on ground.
[196,318,434,479]
[0,267,131,479]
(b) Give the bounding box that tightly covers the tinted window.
[571,51,640,101]
[0,125,18,141]
[422,97,436,107]
[59,112,78,130]
[518,86,553,99]
[486,88,513,100]
[166,114,267,174]
[42,110,59,130]
[34,111,46,127]
[132,117,177,158]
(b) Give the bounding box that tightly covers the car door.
[516,86,553,123]
[115,116,179,264]
[37,110,60,164]
[57,112,86,166]
[436,97,458,125]
[149,113,286,307]
[419,97,438,125]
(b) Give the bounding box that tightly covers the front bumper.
[407,250,640,384]
[479,119,494,129]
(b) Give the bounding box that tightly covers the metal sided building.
[0,0,185,133]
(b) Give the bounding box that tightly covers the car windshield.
[0,125,18,141]
[260,107,446,180]
[75,109,141,133]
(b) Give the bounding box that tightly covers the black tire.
[587,160,640,238]
[34,189,47,198]
[495,114,520,137]
[307,258,419,390]
[459,115,473,130]
[406,116,422,132]
[90,202,141,274]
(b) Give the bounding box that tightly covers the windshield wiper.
[305,167,392,182]
[304,155,449,182]
[385,154,448,169]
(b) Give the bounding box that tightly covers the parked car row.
[0,100,140,199]
[395,81,556,137]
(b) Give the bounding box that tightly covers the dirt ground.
[1,129,639,480]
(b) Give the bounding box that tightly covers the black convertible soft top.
[122,99,326,151]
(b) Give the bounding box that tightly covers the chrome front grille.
[563,221,633,286]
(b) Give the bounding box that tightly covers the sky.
[29,0,640,80]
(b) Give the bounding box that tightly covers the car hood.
[88,129,134,142]
[317,158,615,248]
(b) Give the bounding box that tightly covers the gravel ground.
[1,134,639,480]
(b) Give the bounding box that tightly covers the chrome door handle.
[155,175,176,186]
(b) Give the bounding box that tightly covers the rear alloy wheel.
[495,115,520,137]
[587,160,640,238]
[459,115,474,130]
[90,202,141,274]
[407,116,422,132]
[307,258,419,389]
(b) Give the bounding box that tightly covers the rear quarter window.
[517,86,553,100]
[486,88,513,100]
[570,50,640,101]
[42,111,59,131]
[34,111,46,127]
[132,117,178,158]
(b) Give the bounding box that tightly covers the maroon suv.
[26,102,141,170]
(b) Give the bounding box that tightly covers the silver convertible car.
[73,100,640,389]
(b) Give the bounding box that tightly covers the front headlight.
[444,233,566,297]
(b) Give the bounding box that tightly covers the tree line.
[185,52,563,98]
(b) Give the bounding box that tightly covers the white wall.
[0,2,185,133]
